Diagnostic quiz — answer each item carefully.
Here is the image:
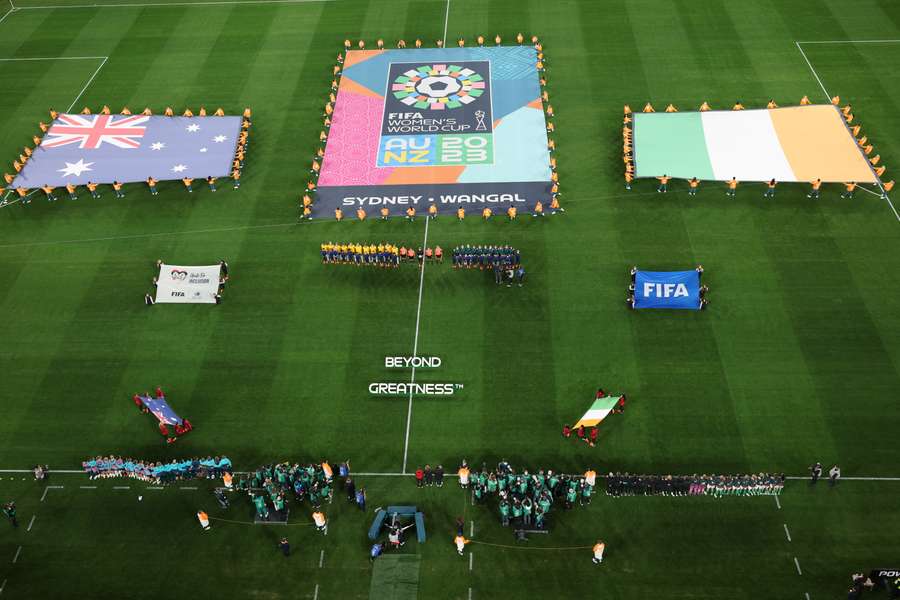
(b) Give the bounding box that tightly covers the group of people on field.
[627,265,708,310]
[5,107,250,205]
[605,472,785,497]
[457,460,599,530]
[623,98,894,198]
[321,242,443,266]
[452,245,526,286]
[235,460,352,522]
[82,455,231,483]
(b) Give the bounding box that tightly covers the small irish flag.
[573,396,622,429]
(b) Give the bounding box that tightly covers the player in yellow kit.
[726,177,738,197]
[841,181,857,199]
[807,178,822,199]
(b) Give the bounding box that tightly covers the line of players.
[605,472,785,497]
[451,245,521,269]
[81,455,232,484]
[321,242,445,266]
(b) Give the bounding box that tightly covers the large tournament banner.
[314,47,553,218]
[155,264,221,304]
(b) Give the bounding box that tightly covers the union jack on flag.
[44,114,150,149]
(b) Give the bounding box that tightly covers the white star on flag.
[171,164,188,173]
[213,135,227,143]
[186,124,200,132]
[199,147,208,153]
[57,158,94,177]
[150,142,166,151]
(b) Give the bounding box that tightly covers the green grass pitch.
[1,0,899,598]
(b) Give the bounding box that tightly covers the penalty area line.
[400,215,430,474]
[793,40,899,222]
[66,56,108,113]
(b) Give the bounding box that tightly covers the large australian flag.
[12,114,242,188]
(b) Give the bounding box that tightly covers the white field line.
[794,556,803,575]
[14,0,333,9]
[0,8,16,25]
[179,486,198,490]
[313,584,319,600]
[468,552,473,571]
[468,587,472,600]
[795,40,899,221]
[783,523,792,542]
[774,495,781,509]
[79,485,96,489]
[805,593,811,600]
[26,515,35,532]
[442,0,450,44]
[0,56,107,61]
[400,215,430,474]
[797,39,900,44]
[795,42,830,99]
[66,56,107,113]
[318,549,324,568]
[470,520,474,537]
[11,547,21,564]
[112,485,130,489]
[0,578,6,596]
[0,221,296,249]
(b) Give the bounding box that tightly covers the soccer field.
[0,0,899,598]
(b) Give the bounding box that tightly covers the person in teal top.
[522,497,533,526]
[581,483,593,505]
[499,500,510,526]
[565,486,577,509]
[511,501,523,522]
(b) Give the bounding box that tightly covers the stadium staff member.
[592,540,605,564]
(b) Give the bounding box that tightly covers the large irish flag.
[633,105,876,183]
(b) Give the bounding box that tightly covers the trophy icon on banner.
[475,110,487,131]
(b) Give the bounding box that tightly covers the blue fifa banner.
[634,270,701,310]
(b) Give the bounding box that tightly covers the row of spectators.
[605,473,785,497]
[321,242,444,265]
[458,460,598,529]
[82,456,232,483]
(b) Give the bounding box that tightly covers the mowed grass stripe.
[0,11,147,461]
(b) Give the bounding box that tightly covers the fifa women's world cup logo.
[379,60,494,167]
[391,64,486,110]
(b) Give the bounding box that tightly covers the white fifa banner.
[155,264,221,304]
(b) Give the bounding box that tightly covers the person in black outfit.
[346,477,356,502]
